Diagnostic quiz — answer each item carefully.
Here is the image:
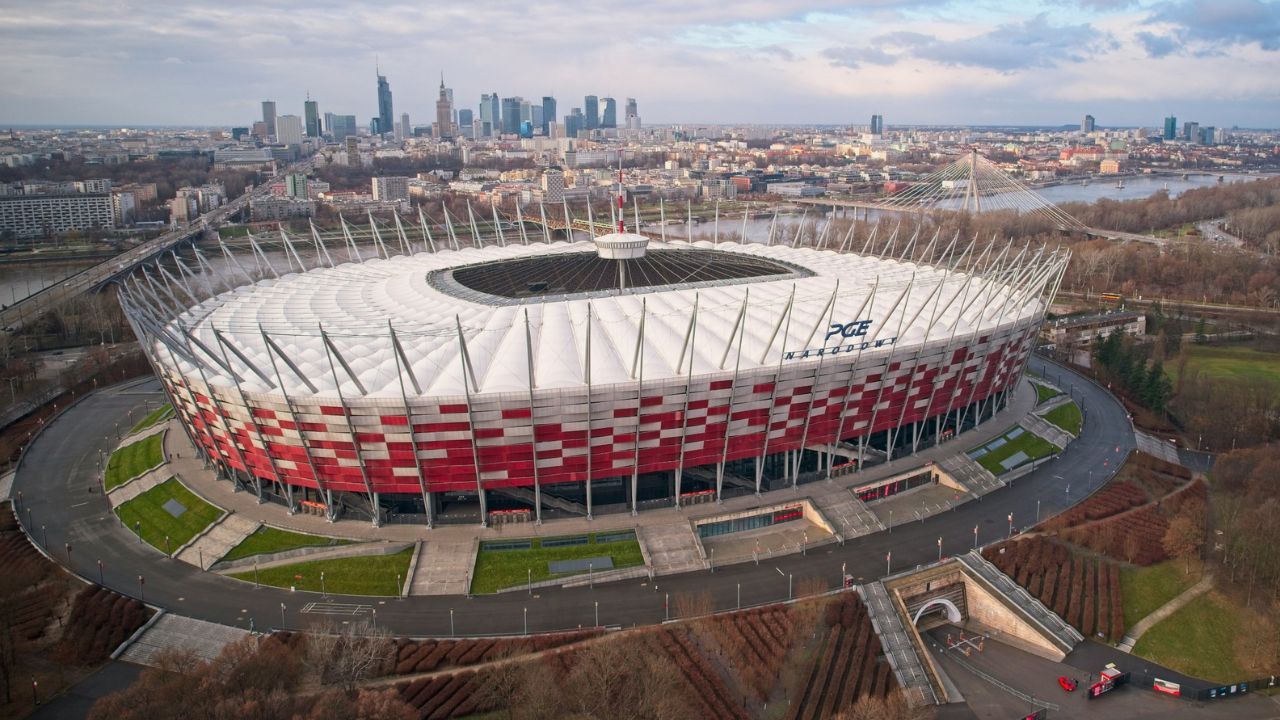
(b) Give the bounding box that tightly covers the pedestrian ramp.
[859,581,940,707]
[409,540,475,596]
[1134,430,1180,464]
[1020,414,1073,448]
[176,513,259,570]
[936,455,1003,498]
[118,613,249,667]
[954,551,1083,654]
[638,522,706,575]
[810,487,884,541]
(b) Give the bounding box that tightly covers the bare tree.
[305,619,395,691]
[835,690,935,720]
[672,590,714,619]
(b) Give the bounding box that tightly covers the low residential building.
[1041,310,1146,351]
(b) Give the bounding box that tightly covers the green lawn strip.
[1032,381,1061,404]
[1168,345,1280,394]
[129,405,173,434]
[220,525,353,563]
[104,434,165,491]
[1132,592,1244,683]
[973,431,1059,475]
[471,533,645,594]
[1042,401,1082,436]
[1120,561,1198,630]
[229,547,414,596]
[114,477,223,555]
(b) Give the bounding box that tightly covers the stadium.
[119,213,1067,527]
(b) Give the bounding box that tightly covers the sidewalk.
[1116,572,1213,652]
[164,378,1039,548]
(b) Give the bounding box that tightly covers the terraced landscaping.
[114,477,222,555]
[128,404,173,434]
[969,428,1058,475]
[470,531,645,594]
[229,547,414,596]
[103,433,164,491]
[1042,400,1082,436]
[220,525,352,563]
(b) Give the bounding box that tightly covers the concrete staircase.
[493,486,587,516]
[937,455,1003,498]
[409,540,476,596]
[638,522,706,575]
[118,613,249,666]
[1020,415,1074,448]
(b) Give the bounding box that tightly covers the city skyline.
[1,1,1278,128]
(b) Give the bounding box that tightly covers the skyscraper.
[487,93,500,137]
[399,113,411,141]
[329,115,357,142]
[376,70,394,137]
[261,101,277,138]
[625,98,638,122]
[304,98,320,138]
[480,94,496,137]
[541,96,557,136]
[584,95,599,130]
[275,114,304,145]
[502,97,522,135]
[458,109,474,138]
[1081,114,1095,133]
[1163,115,1177,141]
[601,97,617,128]
[870,114,883,134]
[436,76,454,139]
[565,108,584,138]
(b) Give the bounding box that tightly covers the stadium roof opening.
[434,247,809,304]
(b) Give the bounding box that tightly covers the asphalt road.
[13,355,1135,638]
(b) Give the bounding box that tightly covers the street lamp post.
[1007,512,1014,537]
[973,525,978,549]
[449,608,455,637]
[65,543,72,565]
[40,525,47,548]
[886,551,891,576]
[320,571,327,598]
[937,536,942,561]
[709,548,715,572]
[97,559,103,585]
[594,600,599,628]
[527,568,532,595]
[736,583,741,609]
[279,603,286,629]
[889,509,893,531]
[1036,499,1041,523]
[138,575,145,603]
[788,574,793,600]
[523,607,528,635]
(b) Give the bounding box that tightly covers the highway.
[0,161,307,334]
[13,355,1134,638]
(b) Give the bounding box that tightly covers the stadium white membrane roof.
[156,239,1052,399]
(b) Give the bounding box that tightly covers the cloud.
[1136,31,1180,57]
[854,15,1114,73]
[821,45,897,69]
[1152,0,1280,51]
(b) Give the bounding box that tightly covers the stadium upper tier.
[139,238,1059,400]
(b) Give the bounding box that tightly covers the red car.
[1058,676,1079,692]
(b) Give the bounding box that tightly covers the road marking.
[70,501,90,508]
[301,602,372,616]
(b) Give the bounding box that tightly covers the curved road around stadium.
[15,356,1134,637]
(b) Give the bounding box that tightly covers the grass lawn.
[220,525,353,563]
[1042,401,1082,436]
[229,547,414,596]
[1032,381,1061,404]
[1120,561,1199,630]
[1132,592,1244,683]
[971,430,1059,475]
[471,532,646,594]
[1168,345,1280,395]
[129,405,173,434]
[104,434,165,491]
[114,477,223,555]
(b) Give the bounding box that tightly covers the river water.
[1,173,1272,307]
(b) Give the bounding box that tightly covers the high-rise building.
[584,95,599,130]
[565,108,585,138]
[541,167,565,204]
[480,94,496,137]
[399,113,411,141]
[1081,114,1095,133]
[625,98,638,122]
[329,115,357,142]
[435,76,454,139]
[345,136,360,166]
[1163,115,1177,141]
[1183,121,1200,143]
[275,114,304,145]
[284,174,309,199]
[870,114,883,135]
[371,176,410,202]
[457,109,473,131]
[531,105,544,133]
[601,97,617,128]
[501,97,522,135]
[261,101,277,138]
[541,96,557,136]
[376,70,394,137]
[304,98,320,138]
[1199,126,1216,146]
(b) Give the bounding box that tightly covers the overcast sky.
[2,0,1277,128]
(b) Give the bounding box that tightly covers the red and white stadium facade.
[121,220,1067,526]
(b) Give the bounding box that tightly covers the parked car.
[1058,676,1078,692]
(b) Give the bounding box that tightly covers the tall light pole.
[320,571,327,598]
[886,551,891,576]
[523,607,528,635]
[449,608,455,637]
[594,600,599,627]
[973,524,979,549]
[279,602,286,629]
[1007,512,1014,537]
[937,536,942,561]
